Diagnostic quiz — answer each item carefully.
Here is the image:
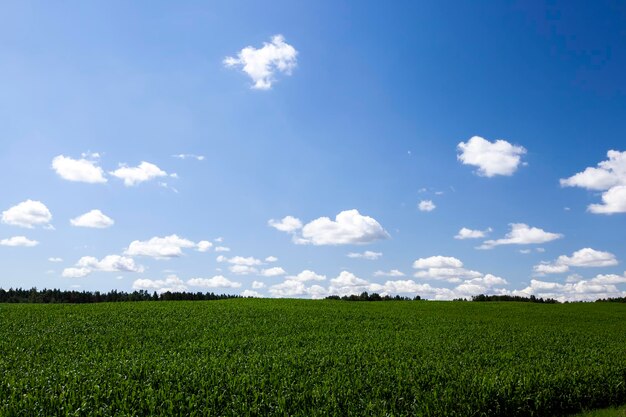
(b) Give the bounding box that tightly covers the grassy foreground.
[1,300,626,416]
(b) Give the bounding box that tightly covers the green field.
[1,300,626,416]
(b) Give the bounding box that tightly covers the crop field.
[1,300,626,416]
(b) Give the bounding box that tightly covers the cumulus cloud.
[229,265,259,275]
[196,241,213,252]
[51,155,107,183]
[533,248,618,274]
[70,209,114,228]
[514,275,626,302]
[373,269,405,277]
[418,200,436,212]
[48,257,63,262]
[478,223,562,249]
[252,281,266,289]
[454,227,492,240]
[2,200,52,229]
[187,275,241,288]
[265,256,278,262]
[260,267,286,277]
[560,150,626,214]
[125,235,197,259]
[241,290,263,297]
[132,275,187,293]
[413,256,464,269]
[268,216,302,233]
[224,34,297,90]
[63,255,144,278]
[272,209,389,246]
[457,136,527,177]
[287,270,326,282]
[215,246,231,252]
[412,256,499,285]
[110,162,168,186]
[0,236,39,247]
[347,251,382,260]
[172,154,205,161]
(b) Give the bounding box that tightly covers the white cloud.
[252,280,266,289]
[224,34,297,90]
[110,162,167,186]
[215,246,231,252]
[0,236,39,247]
[413,256,464,269]
[560,151,626,214]
[347,251,382,260]
[229,265,259,275]
[454,227,491,240]
[187,275,241,288]
[51,155,107,183]
[260,267,286,277]
[132,275,187,293]
[588,185,626,214]
[226,256,263,266]
[125,235,196,259]
[172,154,205,161]
[70,209,114,228]
[269,279,307,297]
[265,256,278,262]
[241,290,263,297]
[533,248,618,274]
[413,256,495,284]
[478,223,562,249]
[373,269,405,277]
[196,241,213,252]
[457,136,527,177]
[275,209,389,246]
[48,257,63,262]
[2,200,52,229]
[418,200,436,212]
[62,267,91,278]
[287,270,326,282]
[514,276,626,302]
[328,271,370,296]
[268,216,303,233]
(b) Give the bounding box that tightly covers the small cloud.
[418,200,436,212]
[48,257,63,262]
[125,235,196,259]
[224,35,298,90]
[215,246,231,252]
[241,289,263,297]
[457,136,527,177]
[70,209,114,229]
[172,154,205,161]
[347,251,382,260]
[478,223,562,250]
[265,256,278,262]
[272,210,389,246]
[2,200,52,229]
[260,267,287,277]
[373,269,405,277]
[0,236,39,247]
[252,281,266,289]
[454,227,491,240]
[133,275,187,293]
[110,162,168,186]
[533,248,618,275]
[52,155,107,183]
[196,241,213,252]
[187,275,241,288]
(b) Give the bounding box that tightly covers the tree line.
[325,292,421,301]
[0,288,241,304]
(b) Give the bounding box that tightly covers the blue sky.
[2,1,626,300]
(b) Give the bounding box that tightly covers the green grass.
[574,405,626,416]
[1,300,626,416]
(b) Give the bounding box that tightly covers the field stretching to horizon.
[1,300,625,416]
